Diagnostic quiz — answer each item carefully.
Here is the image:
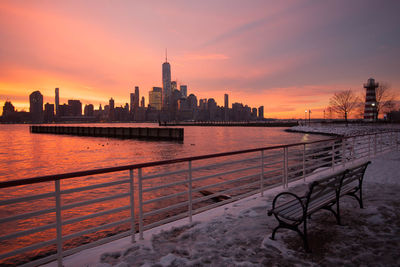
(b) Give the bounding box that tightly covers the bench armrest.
[268,191,305,216]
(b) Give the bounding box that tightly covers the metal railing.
[0,130,398,266]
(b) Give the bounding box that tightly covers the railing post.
[368,135,371,159]
[342,138,346,167]
[260,150,264,196]
[283,147,288,188]
[129,169,135,243]
[331,142,335,170]
[55,180,63,267]
[302,144,306,181]
[188,161,193,223]
[138,168,144,240]
[374,134,377,156]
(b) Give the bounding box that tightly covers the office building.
[55,88,59,116]
[258,106,264,120]
[29,90,43,123]
[149,87,162,110]
[68,100,82,116]
[162,54,172,109]
[134,86,140,109]
[44,103,54,122]
[180,85,187,98]
[130,93,134,112]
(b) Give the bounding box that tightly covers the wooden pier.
[30,125,184,141]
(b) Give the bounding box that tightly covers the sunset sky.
[0,0,399,118]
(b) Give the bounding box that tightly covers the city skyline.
[1,1,399,118]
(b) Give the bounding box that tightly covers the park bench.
[267,161,371,252]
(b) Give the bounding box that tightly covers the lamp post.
[305,110,307,125]
[308,109,311,125]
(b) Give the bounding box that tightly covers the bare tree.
[375,82,397,118]
[329,89,359,124]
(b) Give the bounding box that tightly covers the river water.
[0,123,327,265]
[0,123,325,181]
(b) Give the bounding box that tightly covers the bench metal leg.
[270,220,311,252]
[322,204,342,225]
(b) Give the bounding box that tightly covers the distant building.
[252,108,257,119]
[130,93,134,113]
[134,86,140,110]
[149,87,162,110]
[162,55,172,109]
[224,93,229,121]
[187,94,197,109]
[84,104,94,117]
[141,97,145,108]
[199,99,207,110]
[55,88,59,116]
[44,103,54,122]
[180,85,187,98]
[258,106,264,120]
[67,100,82,116]
[2,101,15,117]
[363,78,378,121]
[29,91,43,123]
[171,81,177,92]
[109,98,115,121]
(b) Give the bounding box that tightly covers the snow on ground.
[289,123,400,136]
[58,151,399,267]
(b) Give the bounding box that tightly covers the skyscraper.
[29,90,43,123]
[55,88,59,116]
[149,87,162,110]
[258,106,264,120]
[180,85,187,98]
[130,93,134,112]
[224,93,229,121]
[162,52,172,110]
[134,86,140,109]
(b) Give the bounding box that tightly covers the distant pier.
[30,125,184,141]
[159,121,299,127]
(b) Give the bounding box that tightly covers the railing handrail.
[1,129,398,189]
[0,136,342,189]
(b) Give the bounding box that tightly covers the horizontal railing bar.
[262,169,283,176]
[262,159,284,166]
[141,168,188,181]
[0,238,56,260]
[62,218,131,242]
[192,179,260,205]
[191,155,261,173]
[193,173,259,195]
[62,205,130,226]
[143,190,188,205]
[142,179,188,193]
[61,179,130,195]
[144,200,188,217]
[61,193,130,211]
[191,164,261,184]
[0,222,56,242]
[0,207,55,224]
[1,136,344,189]
[143,212,188,231]
[0,192,55,206]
